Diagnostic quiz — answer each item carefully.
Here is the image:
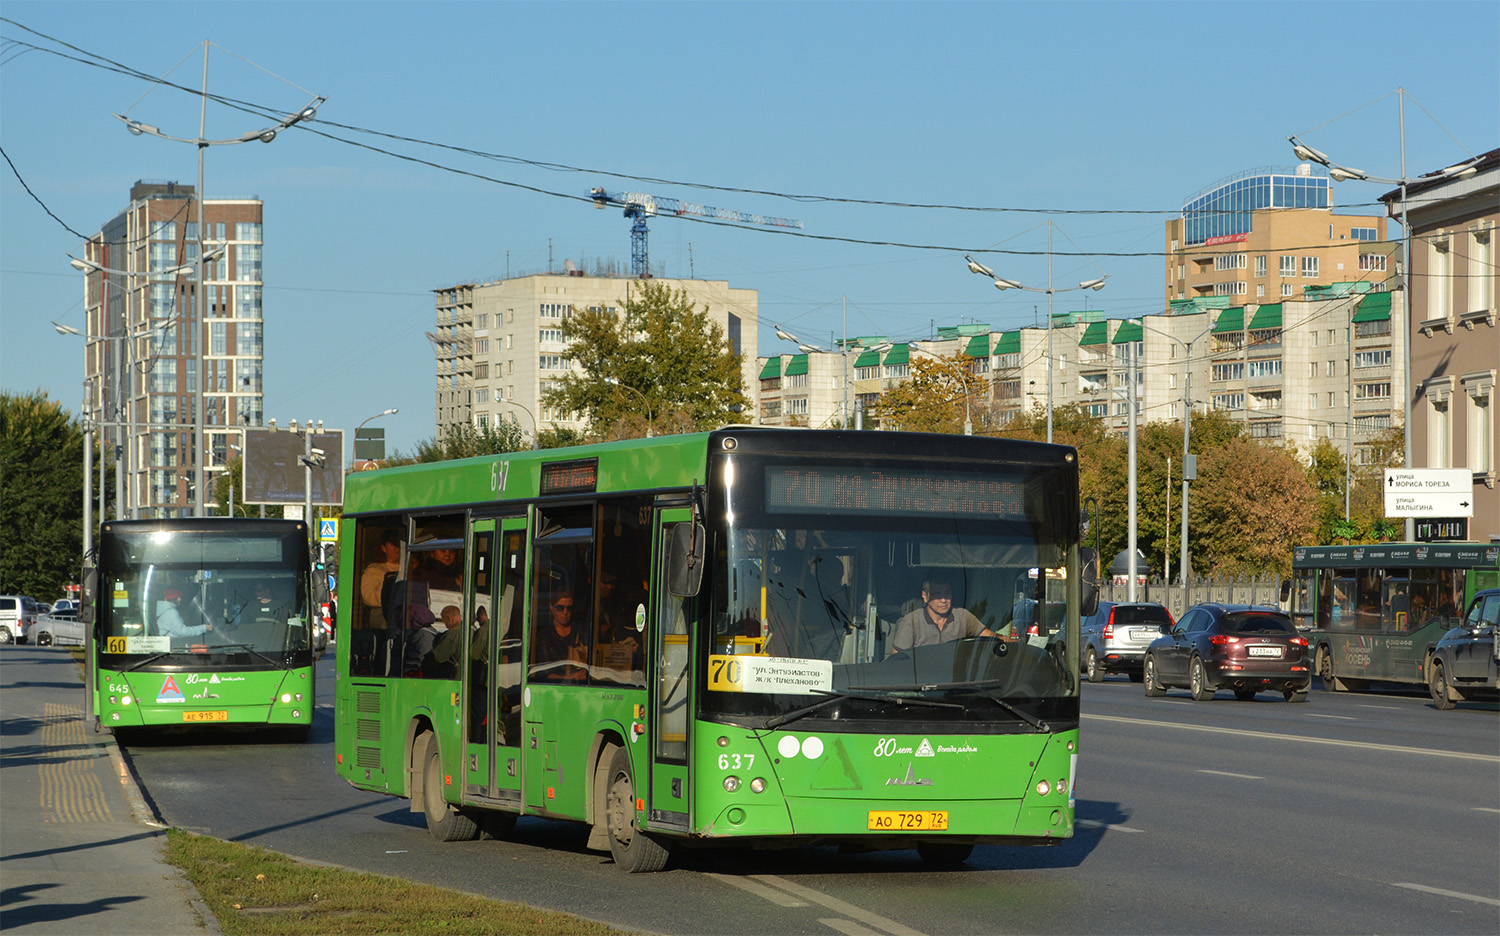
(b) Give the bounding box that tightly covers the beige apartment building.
[753,291,1406,469]
[78,180,266,517]
[1166,166,1398,306]
[432,273,758,441]
[1388,147,1498,541]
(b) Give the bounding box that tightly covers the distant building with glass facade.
[1181,165,1331,246]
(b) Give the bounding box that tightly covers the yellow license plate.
[867,810,948,831]
[182,711,228,723]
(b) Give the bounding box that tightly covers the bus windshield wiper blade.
[203,642,285,668]
[765,691,963,731]
[950,689,1050,732]
[121,652,174,672]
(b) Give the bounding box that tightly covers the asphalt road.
[121,656,1500,935]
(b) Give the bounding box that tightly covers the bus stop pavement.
[0,645,220,934]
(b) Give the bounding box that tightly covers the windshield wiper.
[947,685,1050,733]
[121,652,174,672]
[201,641,286,668]
[765,691,963,731]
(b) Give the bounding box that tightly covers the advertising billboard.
[242,427,345,506]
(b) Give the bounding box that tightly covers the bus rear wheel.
[605,747,669,872]
[1318,647,1342,691]
[423,742,479,842]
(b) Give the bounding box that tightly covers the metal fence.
[1100,575,1285,620]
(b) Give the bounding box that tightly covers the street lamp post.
[1288,91,1481,540]
[774,323,889,430]
[1131,317,1213,586]
[964,222,1108,443]
[499,401,539,450]
[355,407,399,463]
[604,377,655,438]
[116,43,323,517]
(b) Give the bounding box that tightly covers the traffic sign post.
[318,518,338,543]
[1383,469,1474,517]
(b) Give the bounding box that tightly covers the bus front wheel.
[605,747,669,872]
[423,743,479,842]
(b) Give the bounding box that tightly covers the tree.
[870,355,989,434]
[541,281,749,440]
[0,390,86,598]
[386,419,531,465]
[1191,438,1319,577]
[1306,438,1348,543]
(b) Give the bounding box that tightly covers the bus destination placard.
[765,466,1026,518]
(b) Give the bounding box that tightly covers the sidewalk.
[0,644,218,934]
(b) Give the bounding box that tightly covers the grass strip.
[165,829,633,936]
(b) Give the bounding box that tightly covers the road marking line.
[1308,714,1357,720]
[1356,704,1401,710]
[1076,819,1144,833]
[752,875,927,936]
[1083,713,1500,763]
[704,873,808,907]
[1391,882,1500,907]
[1197,769,1263,780]
[820,918,885,936]
[1474,807,1500,815]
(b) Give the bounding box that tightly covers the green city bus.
[1289,542,1500,691]
[334,428,1098,871]
[86,518,317,739]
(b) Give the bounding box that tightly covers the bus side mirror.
[1079,547,1101,618]
[668,522,705,598]
[1279,578,1291,605]
[81,565,97,626]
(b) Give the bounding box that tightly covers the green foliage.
[1191,438,1318,576]
[870,355,990,434]
[541,280,749,440]
[0,390,87,598]
[413,419,530,463]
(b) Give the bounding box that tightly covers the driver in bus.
[887,573,993,655]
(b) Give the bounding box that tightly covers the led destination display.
[765,465,1029,518]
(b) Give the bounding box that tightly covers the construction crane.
[589,187,802,277]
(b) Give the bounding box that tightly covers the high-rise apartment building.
[78,180,265,517]
[432,274,758,440]
[1166,165,1398,306]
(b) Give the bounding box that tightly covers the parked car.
[1079,601,1175,682]
[1143,603,1311,702]
[51,598,80,616]
[0,595,39,644]
[1427,588,1499,710]
[34,612,86,648]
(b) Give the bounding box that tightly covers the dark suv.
[1144,603,1311,702]
[1427,588,1498,710]
[1079,602,1175,682]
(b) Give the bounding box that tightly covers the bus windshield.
[98,524,311,665]
[705,453,1078,730]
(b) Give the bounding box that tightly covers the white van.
[0,595,39,644]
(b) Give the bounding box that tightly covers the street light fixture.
[604,377,655,438]
[774,319,891,429]
[355,407,400,464]
[964,222,1109,443]
[499,400,540,450]
[1288,89,1484,540]
[116,40,324,517]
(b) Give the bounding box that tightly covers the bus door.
[464,516,527,803]
[648,507,695,833]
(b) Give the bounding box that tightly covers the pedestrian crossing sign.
[318,519,338,543]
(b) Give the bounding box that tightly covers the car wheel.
[36,631,53,647]
[605,746,670,872]
[1189,657,1214,701]
[917,843,974,866]
[1086,648,1104,683]
[0,627,12,644]
[1284,688,1309,703]
[423,741,479,842]
[1428,661,1458,710]
[1233,688,1257,701]
[1143,655,1165,697]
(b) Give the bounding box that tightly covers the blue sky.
[4,1,1497,456]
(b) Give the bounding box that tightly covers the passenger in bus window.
[887,573,993,655]
[361,530,402,626]
[419,547,463,591]
[157,587,211,641]
[407,604,461,676]
[533,588,587,681]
